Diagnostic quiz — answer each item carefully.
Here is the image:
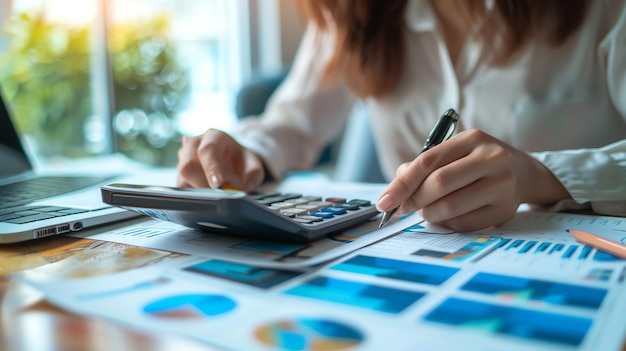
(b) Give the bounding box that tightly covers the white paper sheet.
[33,177,626,351]
[20,208,626,351]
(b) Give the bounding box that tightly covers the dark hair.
[298,0,590,98]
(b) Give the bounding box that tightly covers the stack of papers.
[13,177,626,351]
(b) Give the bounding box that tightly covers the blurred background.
[0,0,305,167]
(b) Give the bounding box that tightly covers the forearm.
[231,24,356,179]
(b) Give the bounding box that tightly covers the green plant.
[0,11,189,166]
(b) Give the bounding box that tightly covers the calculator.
[101,183,380,242]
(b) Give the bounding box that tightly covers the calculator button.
[347,199,371,207]
[280,208,307,217]
[251,192,378,233]
[295,204,320,212]
[269,202,295,210]
[320,207,347,215]
[309,211,334,219]
[333,203,360,211]
[284,198,310,205]
[300,195,323,201]
[295,215,324,222]
[308,201,331,207]
[325,197,346,204]
[258,193,302,205]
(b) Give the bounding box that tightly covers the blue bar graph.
[285,276,425,314]
[493,238,511,249]
[489,237,621,263]
[534,242,551,253]
[519,241,538,254]
[549,243,564,254]
[562,245,578,259]
[578,246,592,260]
[425,298,592,346]
[506,239,524,250]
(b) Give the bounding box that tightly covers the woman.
[177,0,626,232]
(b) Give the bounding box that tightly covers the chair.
[234,73,385,183]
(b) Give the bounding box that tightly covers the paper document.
[26,205,626,351]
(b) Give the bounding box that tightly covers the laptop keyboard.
[0,205,91,224]
[0,175,112,223]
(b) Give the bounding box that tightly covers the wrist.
[520,155,572,206]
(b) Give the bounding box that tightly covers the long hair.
[298,0,590,98]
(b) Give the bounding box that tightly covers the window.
[0,0,99,162]
[0,0,253,167]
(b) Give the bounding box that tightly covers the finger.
[416,177,501,222]
[377,138,470,212]
[196,129,238,189]
[176,173,187,187]
[377,153,440,212]
[396,162,410,177]
[436,204,516,233]
[177,136,212,188]
[240,151,265,192]
[179,162,211,188]
[178,166,211,188]
[405,148,504,210]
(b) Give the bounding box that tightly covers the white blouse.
[233,0,626,216]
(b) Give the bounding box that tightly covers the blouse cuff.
[530,140,626,216]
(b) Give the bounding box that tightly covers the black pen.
[378,108,460,229]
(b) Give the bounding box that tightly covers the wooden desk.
[2,228,625,351]
[0,232,221,351]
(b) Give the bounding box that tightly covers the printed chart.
[143,293,237,319]
[254,318,365,351]
[424,297,592,346]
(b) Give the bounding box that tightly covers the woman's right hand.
[176,129,266,191]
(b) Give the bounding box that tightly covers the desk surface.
[2,232,625,351]
[0,232,223,351]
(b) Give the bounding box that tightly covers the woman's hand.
[376,129,571,232]
[176,129,265,191]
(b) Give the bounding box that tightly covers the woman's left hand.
[376,129,571,232]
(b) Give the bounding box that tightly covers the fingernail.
[210,175,219,188]
[376,193,394,212]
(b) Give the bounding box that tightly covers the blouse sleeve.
[531,140,626,216]
[530,4,626,216]
[231,25,357,180]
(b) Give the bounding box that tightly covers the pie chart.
[254,318,364,351]
[142,293,237,319]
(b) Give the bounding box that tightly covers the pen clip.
[442,108,459,141]
[423,109,459,152]
[443,118,457,141]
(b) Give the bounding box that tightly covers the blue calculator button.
[320,207,347,215]
[309,211,334,219]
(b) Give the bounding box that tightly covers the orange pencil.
[567,229,626,259]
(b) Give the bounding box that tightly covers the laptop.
[0,89,147,244]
